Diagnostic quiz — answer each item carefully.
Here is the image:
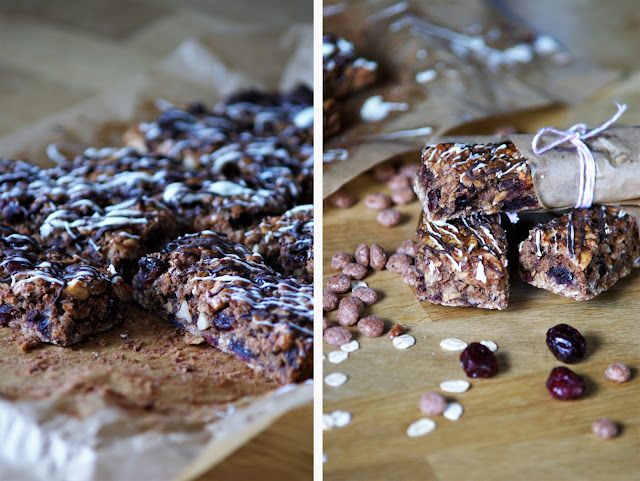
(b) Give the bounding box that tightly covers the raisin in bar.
[414,142,541,221]
[132,231,313,384]
[243,205,314,283]
[415,211,509,309]
[0,225,128,346]
[519,205,640,301]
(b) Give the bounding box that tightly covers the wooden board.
[323,153,640,480]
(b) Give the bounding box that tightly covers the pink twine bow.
[531,102,627,209]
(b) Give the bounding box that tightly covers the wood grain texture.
[323,153,640,480]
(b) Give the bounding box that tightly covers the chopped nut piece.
[388,324,404,339]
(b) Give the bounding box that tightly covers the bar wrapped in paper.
[414,127,640,221]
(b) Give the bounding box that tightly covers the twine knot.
[531,103,627,209]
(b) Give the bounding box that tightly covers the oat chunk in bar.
[519,205,640,300]
[244,205,314,283]
[414,142,541,221]
[0,225,127,346]
[132,231,313,383]
[415,211,509,309]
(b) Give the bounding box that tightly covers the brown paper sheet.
[508,127,640,210]
[0,24,312,481]
[322,0,618,197]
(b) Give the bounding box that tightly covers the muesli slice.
[414,142,541,221]
[243,205,314,283]
[37,196,179,278]
[518,205,640,300]
[132,231,313,384]
[323,35,378,101]
[0,225,128,346]
[415,211,509,309]
[123,85,313,163]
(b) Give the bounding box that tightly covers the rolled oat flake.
[392,334,416,349]
[440,379,471,393]
[325,372,348,387]
[407,418,436,437]
[341,340,360,352]
[440,338,468,351]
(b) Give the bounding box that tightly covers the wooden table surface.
[323,101,640,479]
[0,2,312,480]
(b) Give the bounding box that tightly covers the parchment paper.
[508,127,640,210]
[0,24,313,481]
[323,0,618,197]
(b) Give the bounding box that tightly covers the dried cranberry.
[0,305,11,324]
[460,342,499,378]
[547,267,574,285]
[136,257,167,285]
[546,366,585,400]
[546,323,586,363]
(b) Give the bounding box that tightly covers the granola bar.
[243,205,314,283]
[123,86,313,165]
[0,225,128,346]
[323,35,378,139]
[414,142,541,221]
[132,231,313,383]
[37,196,179,279]
[323,34,377,101]
[49,147,192,202]
[415,211,509,309]
[518,205,640,300]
